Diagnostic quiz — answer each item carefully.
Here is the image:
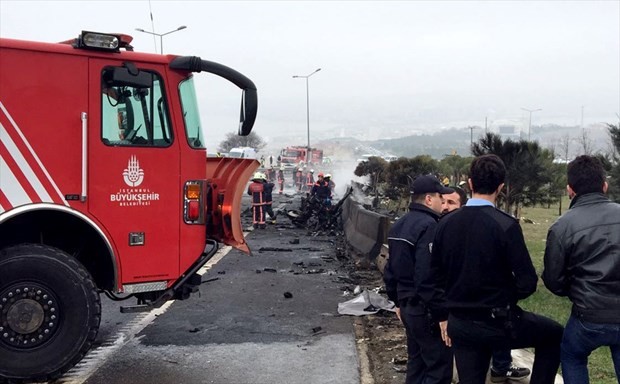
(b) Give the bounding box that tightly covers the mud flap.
[206,157,259,254]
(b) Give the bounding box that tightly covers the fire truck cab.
[0,31,258,382]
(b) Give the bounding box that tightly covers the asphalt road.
[50,191,361,384]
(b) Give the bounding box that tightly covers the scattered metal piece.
[188,327,201,333]
[311,326,322,333]
[217,271,226,275]
[283,292,293,299]
[289,238,300,244]
[263,268,277,273]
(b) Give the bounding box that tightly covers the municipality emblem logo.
[123,155,144,187]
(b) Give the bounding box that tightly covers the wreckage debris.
[283,292,293,299]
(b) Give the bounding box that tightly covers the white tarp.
[337,290,396,316]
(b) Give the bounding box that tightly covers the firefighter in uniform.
[310,173,331,202]
[261,173,277,223]
[295,167,304,193]
[247,172,266,229]
[264,167,273,183]
[324,174,335,198]
[305,169,315,192]
[277,166,285,194]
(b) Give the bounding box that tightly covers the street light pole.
[135,25,187,54]
[293,68,321,164]
[521,107,542,141]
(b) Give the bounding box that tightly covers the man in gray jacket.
[542,155,620,383]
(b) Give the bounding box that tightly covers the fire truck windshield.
[179,76,205,149]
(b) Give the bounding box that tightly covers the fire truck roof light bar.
[74,31,134,52]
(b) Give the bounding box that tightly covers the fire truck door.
[88,60,180,284]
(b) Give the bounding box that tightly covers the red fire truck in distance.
[280,145,323,168]
[0,31,258,382]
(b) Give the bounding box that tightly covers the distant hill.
[315,123,615,160]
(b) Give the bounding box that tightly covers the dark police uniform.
[428,201,563,384]
[385,202,452,384]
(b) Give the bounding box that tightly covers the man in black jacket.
[542,155,620,383]
[428,154,563,384]
[384,175,454,384]
[441,187,531,383]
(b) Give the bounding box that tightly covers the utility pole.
[521,107,542,141]
[468,126,478,147]
[135,25,187,54]
[293,68,322,164]
[581,105,585,128]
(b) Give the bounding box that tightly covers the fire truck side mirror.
[238,88,257,136]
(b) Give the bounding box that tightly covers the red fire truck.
[0,31,258,382]
[280,145,323,167]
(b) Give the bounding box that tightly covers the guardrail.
[341,197,390,260]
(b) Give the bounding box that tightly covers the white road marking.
[53,244,236,384]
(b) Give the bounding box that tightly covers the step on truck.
[0,31,259,382]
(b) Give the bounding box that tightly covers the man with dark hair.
[441,185,531,382]
[543,155,620,383]
[441,186,468,214]
[428,154,563,384]
[385,175,454,384]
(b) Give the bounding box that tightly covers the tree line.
[355,123,620,215]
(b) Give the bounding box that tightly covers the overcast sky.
[1,0,619,150]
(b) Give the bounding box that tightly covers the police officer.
[384,175,454,384]
[428,154,563,384]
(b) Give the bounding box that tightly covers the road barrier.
[342,197,390,259]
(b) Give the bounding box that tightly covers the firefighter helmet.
[252,172,265,181]
[310,169,314,173]
[325,174,332,179]
[317,172,324,177]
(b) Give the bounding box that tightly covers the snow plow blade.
[206,157,259,254]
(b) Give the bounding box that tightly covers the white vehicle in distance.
[228,147,258,159]
[382,154,398,162]
[356,154,376,163]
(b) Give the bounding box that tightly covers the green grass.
[520,198,617,383]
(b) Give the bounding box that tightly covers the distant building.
[498,124,521,140]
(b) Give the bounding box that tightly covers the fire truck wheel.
[0,244,101,382]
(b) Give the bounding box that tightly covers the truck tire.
[0,244,101,383]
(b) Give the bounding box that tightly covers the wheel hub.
[0,283,58,348]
